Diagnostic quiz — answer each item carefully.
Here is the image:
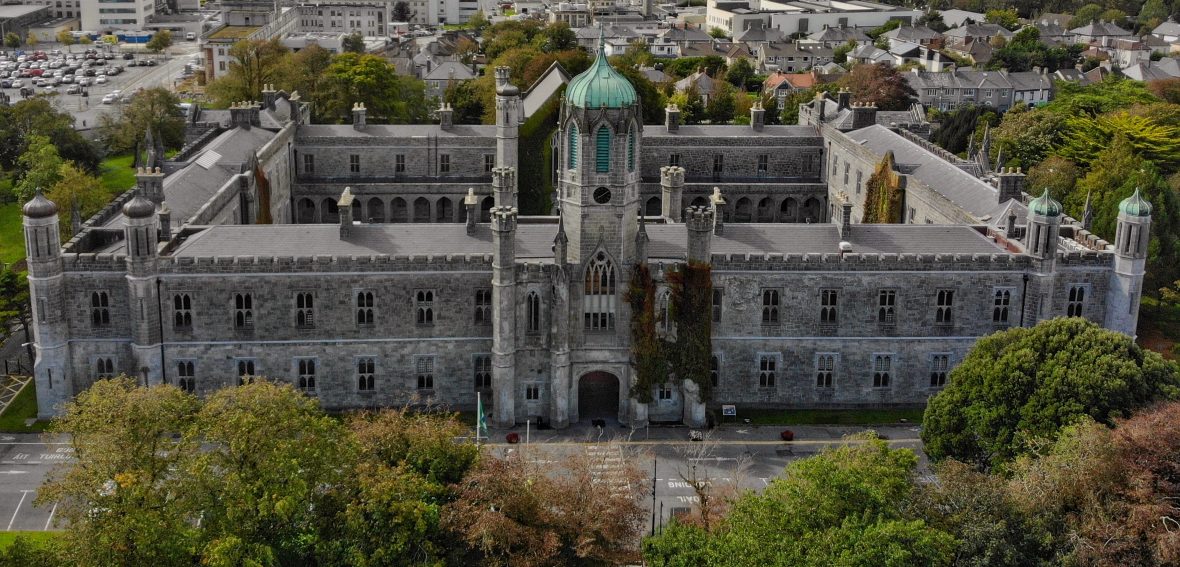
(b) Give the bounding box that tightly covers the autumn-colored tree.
[1148,77,1180,105]
[1025,155,1079,204]
[37,377,201,567]
[861,150,904,223]
[47,162,108,239]
[98,87,185,155]
[835,62,916,111]
[444,445,646,566]
[206,38,290,105]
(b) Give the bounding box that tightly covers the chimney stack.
[665,103,681,132]
[750,99,765,131]
[464,188,479,234]
[685,206,715,263]
[840,200,853,239]
[850,101,878,130]
[439,102,453,131]
[996,167,1026,204]
[261,83,277,110]
[660,166,685,221]
[229,101,261,129]
[837,87,850,110]
[135,166,165,205]
[710,187,726,235]
[352,102,367,131]
[158,202,172,240]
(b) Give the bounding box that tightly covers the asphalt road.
[0,434,67,531]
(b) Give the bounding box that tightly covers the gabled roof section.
[522,61,572,118]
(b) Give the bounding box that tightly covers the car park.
[11,79,21,88]
[101,93,117,104]
[66,85,81,94]
[78,77,91,86]
[95,76,107,84]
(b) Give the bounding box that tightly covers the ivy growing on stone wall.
[668,261,713,402]
[862,150,904,224]
[627,262,665,403]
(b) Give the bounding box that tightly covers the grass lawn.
[735,407,925,426]
[0,383,50,433]
[0,202,23,266]
[98,154,135,197]
[0,531,61,549]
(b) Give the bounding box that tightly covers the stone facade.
[25,54,1150,429]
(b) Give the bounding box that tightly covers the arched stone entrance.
[578,371,620,423]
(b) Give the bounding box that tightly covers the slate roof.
[845,124,1001,218]
[734,24,784,43]
[166,221,1007,260]
[883,25,941,42]
[807,26,869,43]
[103,126,278,228]
[1069,21,1132,37]
[295,124,496,139]
[944,23,1012,39]
[645,125,820,138]
[1153,19,1180,38]
[423,61,476,81]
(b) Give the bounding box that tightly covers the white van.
[185,32,196,40]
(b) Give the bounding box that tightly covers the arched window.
[178,361,195,393]
[656,289,672,337]
[568,123,579,169]
[527,291,541,333]
[595,126,611,173]
[584,251,617,330]
[627,126,636,172]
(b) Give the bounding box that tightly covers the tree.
[1139,0,1170,30]
[146,29,172,55]
[317,53,428,124]
[645,436,956,566]
[56,30,75,46]
[992,106,1068,169]
[918,10,949,33]
[705,82,737,123]
[36,377,201,567]
[78,35,92,45]
[183,381,350,566]
[1069,3,1104,27]
[444,444,646,566]
[723,58,754,90]
[275,43,332,102]
[930,105,1000,155]
[984,8,1020,30]
[98,87,185,155]
[206,38,290,106]
[669,85,705,125]
[3,32,19,49]
[342,32,365,54]
[392,1,412,22]
[833,40,856,64]
[445,79,486,125]
[613,64,665,125]
[0,98,99,172]
[468,10,490,32]
[1024,155,1079,203]
[835,62,916,110]
[539,22,576,53]
[1098,8,1129,26]
[25,33,36,47]
[13,135,64,202]
[708,27,728,39]
[47,163,108,240]
[0,267,31,366]
[922,318,1180,470]
[862,151,904,223]
[1148,77,1180,104]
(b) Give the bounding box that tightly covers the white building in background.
[80,0,156,31]
[395,0,482,25]
[297,2,392,36]
[706,0,919,36]
[23,0,81,20]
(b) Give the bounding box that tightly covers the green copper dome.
[565,33,637,109]
[1029,189,1062,217]
[1119,188,1152,217]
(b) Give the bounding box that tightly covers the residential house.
[882,25,941,50]
[649,25,713,58]
[422,61,476,98]
[807,25,871,48]
[549,2,590,27]
[759,41,833,72]
[1109,38,1152,68]
[762,70,817,106]
[905,69,1023,111]
[1152,18,1180,43]
[849,44,894,65]
[1052,65,1110,86]
[943,23,1012,48]
[1008,68,1053,106]
[1121,58,1180,81]
[1070,21,1132,46]
[939,9,984,28]
[675,68,717,104]
[1030,20,1075,45]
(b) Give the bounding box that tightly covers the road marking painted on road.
[7,490,30,531]
[479,438,920,447]
[44,503,57,531]
[0,471,28,475]
[0,443,69,446]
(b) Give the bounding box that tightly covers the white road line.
[44,503,57,530]
[7,490,29,531]
[0,443,69,446]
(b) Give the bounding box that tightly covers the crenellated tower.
[494,66,521,191]
[122,193,163,386]
[1024,189,1062,326]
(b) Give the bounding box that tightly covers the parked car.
[10,79,21,88]
[66,84,81,94]
[95,76,107,84]
[101,93,117,104]
[122,53,134,60]
[0,79,9,88]
[78,77,91,86]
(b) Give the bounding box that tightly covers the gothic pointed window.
[583,252,617,331]
[568,123,578,169]
[527,291,542,333]
[595,126,611,173]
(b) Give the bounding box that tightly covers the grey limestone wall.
[293,182,495,224]
[295,136,496,181]
[260,122,296,224]
[641,134,824,183]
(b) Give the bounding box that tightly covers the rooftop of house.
[205,25,261,41]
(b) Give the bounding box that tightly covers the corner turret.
[1107,188,1153,336]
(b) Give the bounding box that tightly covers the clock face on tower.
[593,187,612,204]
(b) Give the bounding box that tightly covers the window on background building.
[712,154,723,179]
[757,154,768,175]
[416,356,434,389]
[568,123,579,168]
[484,154,495,173]
[178,361,195,393]
[356,291,374,325]
[878,290,896,325]
[658,383,673,401]
[357,358,375,391]
[584,252,616,331]
[474,354,491,390]
[173,293,192,329]
[656,289,671,336]
[526,383,540,401]
[439,154,450,173]
[474,289,492,325]
[395,154,405,172]
[873,355,892,387]
[295,293,314,328]
[710,355,720,387]
[1067,285,1086,317]
[595,127,611,172]
[526,291,542,333]
[712,289,723,323]
[234,293,253,329]
[816,354,835,388]
[669,153,680,167]
[993,288,1011,323]
[349,154,360,173]
[95,357,115,379]
[762,289,780,324]
[297,359,316,394]
[303,153,314,174]
[91,291,110,327]
[820,289,838,324]
[627,127,636,171]
[930,354,949,387]
[935,290,954,324]
[759,355,777,388]
[415,290,434,326]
